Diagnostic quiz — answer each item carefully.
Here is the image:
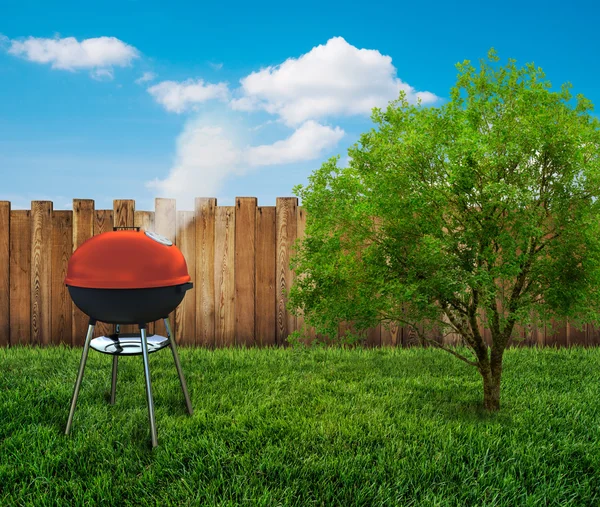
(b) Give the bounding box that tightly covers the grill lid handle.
[145,231,173,246]
[113,226,141,231]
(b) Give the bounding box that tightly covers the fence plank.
[235,197,256,347]
[294,206,314,345]
[9,210,30,346]
[72,199,94,346]
[196,198,216,348]
[366,325,381,348]
[93,209,114,338]
[134,211,155,232]
[537,323,547,348]
[567,320,587,347]
[547,319,568,349]
[175,211,195,346]
[526,322,542,348]
[51,210,72,346]
[134,211,155,335]
[256,206,276,347]
[381,320,400,347]
[404,322,421,348]
[0,202,9,346]
[587,324,600,348]
[31,201,53,345]
[113,199,137,334]
[276,197,298,346]
[154,198,177,338]
[511,310,539,348]
[214,206,235,347]
[113,199,135,229]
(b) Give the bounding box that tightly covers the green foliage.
[289,49,600,355]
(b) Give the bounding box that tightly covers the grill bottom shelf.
[90,334,170,356]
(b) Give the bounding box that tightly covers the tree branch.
[410,324,479,367]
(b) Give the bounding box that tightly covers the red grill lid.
[65,230,192,289]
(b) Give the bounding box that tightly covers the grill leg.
[140,325,158,448]
[109,324,120,405]
[164,317,193,415]
[65,319,96,435]
[109,356,118,405]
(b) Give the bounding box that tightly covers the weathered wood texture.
[175,211,195,345]
[72,199,94,345]
[276,197,297,346]
[51,210,72,345]
[255,207,276,347]
[9,210,30,346]
[195,198,216,348]
[235,197,256,347]
[31,201,53,345]
[0,202,9,346]
[0,197,592,349]
[214,206,235,347]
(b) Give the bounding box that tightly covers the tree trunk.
[480,346,504,411]
[482,369,501,411]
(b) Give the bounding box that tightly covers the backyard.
[1,344,599,506]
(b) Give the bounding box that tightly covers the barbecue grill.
[64,226,194,448]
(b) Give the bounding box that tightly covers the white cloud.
[209,62,223,70]
[145,120,243,209]
[90,68,114,81]
[147,78,230,113]
[135,71,156,84]
[6,35,139,74]
[145,117,344,209]
[246,120,344,166]
[230,36,440,126]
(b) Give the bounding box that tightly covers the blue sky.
[1,0,598,212]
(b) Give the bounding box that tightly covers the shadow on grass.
[404,382,516,427]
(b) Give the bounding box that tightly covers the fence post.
[255,206,276,347]
[176,211,196,345]
[214,206,235,347]
[51,209,72,345]
[31,201,53,345]
[276,197,298,346]
[235,197,256,347]
[0,202,10,346]
[9,209,30,346]
[72,199,94,346]
[195,198,216,348]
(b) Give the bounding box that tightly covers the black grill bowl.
[67,282,193,325]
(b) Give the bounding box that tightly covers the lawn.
[1,344,599,506]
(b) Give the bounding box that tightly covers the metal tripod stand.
[65,317,193,448]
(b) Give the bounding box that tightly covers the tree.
[287,49,600,411]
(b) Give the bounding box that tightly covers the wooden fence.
[0,197,597,348]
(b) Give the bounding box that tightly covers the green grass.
[1,344,600,506]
